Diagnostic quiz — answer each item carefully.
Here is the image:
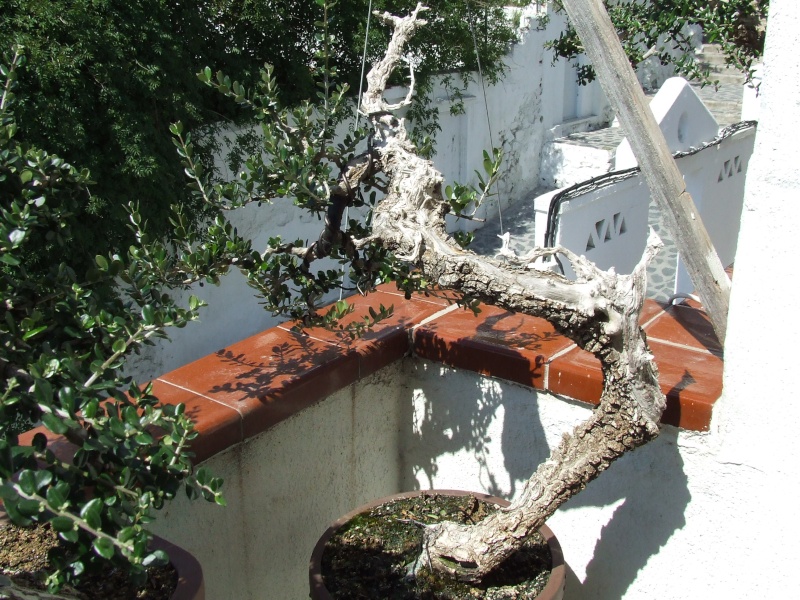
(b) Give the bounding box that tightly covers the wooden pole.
[559,0,731,345]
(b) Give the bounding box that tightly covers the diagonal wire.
[340,0,373,301]
[467,0,504,235]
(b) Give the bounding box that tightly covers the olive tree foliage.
[545,0,768,85]
[0,47,229,594]
[0,0,521,278]
[0,0,238,273]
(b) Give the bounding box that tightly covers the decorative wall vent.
[586,212,627,251]
[718,155,743,182]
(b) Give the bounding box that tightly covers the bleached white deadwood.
[340,4,668,583]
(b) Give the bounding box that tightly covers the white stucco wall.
[712,0,800,593]
[152,346,780,599]
[125,5,614,383]
[400,362,760,599]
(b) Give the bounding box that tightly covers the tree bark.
[344,3,667,583]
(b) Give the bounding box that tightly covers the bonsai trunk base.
[309,490,566,600]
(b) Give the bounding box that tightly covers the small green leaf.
[142,305,155,325]
[0,484,19,501]
[42,413,68,435]
[8,229,25,245]
[34,470,52,490]
[59,528,79,543]
[17,498,41,516]
[93,537,115,560]
[50,516,74,532]
[2,499,32,526]
[18,470,36,495]
[80,498,103,530]
[46,487,67,510]
[22,325,47,340]
[95,255,109,270]
[142,549,168,567]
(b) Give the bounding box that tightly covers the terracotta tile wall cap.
[20,284,721,464]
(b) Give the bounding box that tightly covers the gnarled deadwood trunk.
[341,4,668,583]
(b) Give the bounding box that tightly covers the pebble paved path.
[469,67,744,302]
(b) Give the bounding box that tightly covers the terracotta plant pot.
[0,509,204,600]
[309,489,566,600]
[151,535,205,600]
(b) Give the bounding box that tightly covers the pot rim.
[309,489,566,600]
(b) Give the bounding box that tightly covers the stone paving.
[470,60,743,302]
[556,81,744,151]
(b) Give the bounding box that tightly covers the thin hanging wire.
[340,0,373,301]
[354,0,374,128]
[467,1,504,236]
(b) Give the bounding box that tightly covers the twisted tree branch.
[329,5,667,582]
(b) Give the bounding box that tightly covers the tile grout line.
[412,303,460,328]
[648,336,723,357]
[543,343,579,393]
[156,378,246,442]
[276,324,344,349]
[409,304,461,355]
[641,309,667,329]
[379,290,457,307]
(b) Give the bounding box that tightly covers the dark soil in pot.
[0,519,190,600]
[311,491,564,600]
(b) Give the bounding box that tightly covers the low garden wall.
[121,283,725,599]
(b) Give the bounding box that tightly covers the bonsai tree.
[177,2,667,584]
[0,46,229,595]
[2,0,745,592]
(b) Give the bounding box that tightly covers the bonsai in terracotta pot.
[0,46,223,598]
[180,3,667,595]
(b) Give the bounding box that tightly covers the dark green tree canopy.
[547,0,768,85]
[0,0,520,274]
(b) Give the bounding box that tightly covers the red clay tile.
[373,281,460,307]
[547,338,721,431]
[547,347,604,406]
[645,303,722,354]
[280,289,450,378]
[149,380,242,463]
[18,425,79,465]
[649,341,722,431]
[159,327,360,440]
[17,383,243,465]
[640,298,668,325]
[413,304,575,390]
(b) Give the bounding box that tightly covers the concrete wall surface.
[152,352,774,599]
[150,363,408,600]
